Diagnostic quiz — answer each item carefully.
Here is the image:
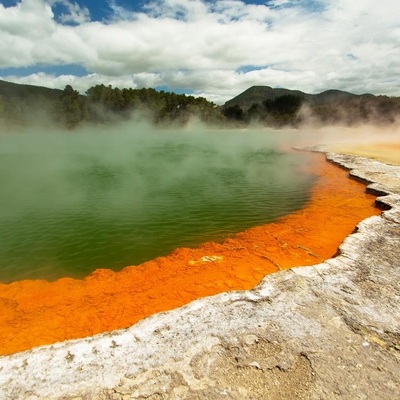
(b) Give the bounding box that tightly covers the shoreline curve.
[0,150,398,399]
[0,150,399,399]
[0,151,381,357]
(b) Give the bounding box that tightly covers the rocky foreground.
[0,151,399,400]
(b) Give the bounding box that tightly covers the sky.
[0,0,399,104]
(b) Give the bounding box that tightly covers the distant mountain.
[1,80,398,129]
[224,86,310,109]
[225,86,375,109]
[223,85,400,126]
[313,89,370,105]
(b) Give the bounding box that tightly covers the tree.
[263,94,303,126]
[59,85,86,128]
[223,104,244,121]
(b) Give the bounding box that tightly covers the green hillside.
[224,86,373,109]
[223,85,400,126]
[0,80,63,100]
[225,86,310,110]
[1,80,399,129]
[0,80,220,129]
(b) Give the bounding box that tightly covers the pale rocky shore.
[0,150,399,400]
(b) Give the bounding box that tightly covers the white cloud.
[0,72,140,93]
[0,68,316,104]
[51,0,90,24]
[0,0,55,38]
[0,0,399,104]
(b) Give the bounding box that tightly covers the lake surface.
[0,126,315,282]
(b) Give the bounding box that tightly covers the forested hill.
[223,85,400,126]
[0,80,67,127]
[224,86,379,109]
[0,81,222,129]
[0,80,64,100]
[225,86,312,109]
[1,80,399,129]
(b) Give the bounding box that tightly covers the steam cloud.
[0,122,316,281]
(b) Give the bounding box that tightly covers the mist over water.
[0,125,315,282]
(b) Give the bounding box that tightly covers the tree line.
[59,84,227,128]
[1,81,400,129]
[0,83,223,129]
[223,93,400,127]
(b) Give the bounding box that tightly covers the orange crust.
[0,153,380,355]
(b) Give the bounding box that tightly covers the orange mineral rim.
[0,152,380,356]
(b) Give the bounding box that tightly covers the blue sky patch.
[155,85,194,95]
[0,64,89,77]
[236,65,269,73]
[265,0,325,13]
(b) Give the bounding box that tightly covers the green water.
[0,126,315,282]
